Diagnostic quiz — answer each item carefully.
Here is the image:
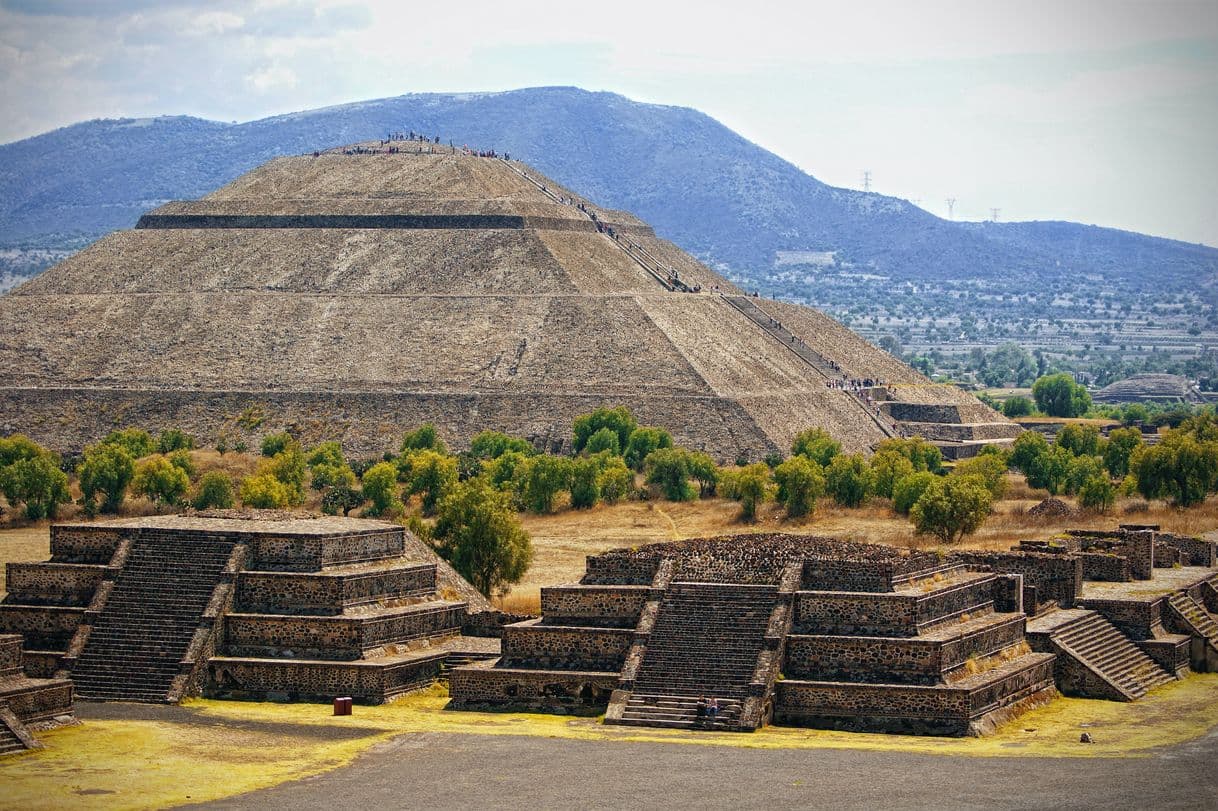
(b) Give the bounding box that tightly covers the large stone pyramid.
[0,142,1017,459]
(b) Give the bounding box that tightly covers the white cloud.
[190,11,245,36]
[246,63,298,92]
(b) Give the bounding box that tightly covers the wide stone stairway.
[1027,609,1172,701]
[617,582,779,730]
[71,534,238,702]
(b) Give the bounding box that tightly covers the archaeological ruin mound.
[0,141,1017,459]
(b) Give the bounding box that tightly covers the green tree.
[596,456,635,504]
[980,343,1038,387]
[1078,476,1116,513]
[1065,455,1106,496]
[623,426,673,472]
[732,463,772,522]
[306,441,346,468]
[644,448,696,502]
[260,431,296,457]
[0,434,42,467]
[469,430,534,459]
[892,471,937,515]
[1103,427,1144,480]
[685,451,719,497]
[515,455,572,513]
[103,428,156,459]
[1130,434,1218,507]
[1008,431,1049,472]
[910,475,994,543]
[1031,373,1091,418]
[485,450,529,494]
[157,429,196,454]
[1002,396,1034,418]
[321,485,366,516]
[1027,446,1073,495]
[192,471,235,510]
[874,436,942,473]
[569,456,603,509]
[1056,423,1101,457]
[952,454,1008,499]
[361,462,402,516]
[791,428,841,467]
[433,477,533,597]
[263,447,307,505]
[166,448,196,478]
[399,449,458,516]
[310,461,357,491]
[773,455,825,518]
[583,427,622,456]
[572,406,637,454]
[400,423,448,455]
[79,443,135,515]
[0,452,70,520]
[131,455,191,509]
[825,453,873,508]
[870,451,915,500]
[239,474,291,509]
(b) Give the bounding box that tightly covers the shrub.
[192,471,235,510]
[952,454,1008,499]
[131,455,191,509]
[260,431,296,457]
[1008,431,1049,473]
[306,441,346,468]
[870,451,914,500]
[263,447,306,505]
[1002,396,1034,418]
[399,450,458,516]
[79,443,135,515]
[1078,476,1116,513]
[1130,433,1218,507]
[825,453,872,508]
[1027,446,1073,495]
[310,462,357,491]
[644,448,696,502]
[1065,455,1106,496]
[583,427,621,456]
[157,429,196,454]
[1031,373,1091,418]
[166,448,196,478]
[686,451,719,497]
[321,484,365,516]
[732,463,772,522]
[773,456,825,518]
[572,406,637,455]
[239,474,291,509]
[514,455,572,513]
[791,428,840,467]
[361,462,402,516]
[623,426,673,472]
[469,430,534,460]
[433,478,533,597]
[596,457,635,504]
[1056,423,1101,457]
[0,449,70,520]
[893,471,937,515]
[910,475,993,543]
[569,456,603,509]
[400,423,447,455]
[103,428,156,459]
[0,434,42,467]
[485,450,529,493]
[874,436,943,474]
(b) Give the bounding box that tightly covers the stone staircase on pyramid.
[1164,592,1218,671]
[1026,609,1173,701]
[614,582,781,731]
[69,531,242,702]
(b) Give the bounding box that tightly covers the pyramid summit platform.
[0,140,1016,459]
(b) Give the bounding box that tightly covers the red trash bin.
[333,696,353,716]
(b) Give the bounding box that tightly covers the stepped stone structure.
[0,512,500,704]
[0,634,73,755]
[0,142,1016,461]
[450,534,1059,736]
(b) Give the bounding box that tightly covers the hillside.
[1,87,1215,386]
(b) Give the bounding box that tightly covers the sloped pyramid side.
[0,146,1010,459]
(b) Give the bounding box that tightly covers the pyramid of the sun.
[0,142,1017,459]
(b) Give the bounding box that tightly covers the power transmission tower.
[862,170,872,193]
[945,198,956,219]
[990,207,1001,222]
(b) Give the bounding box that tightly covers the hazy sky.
[2,0,1216,245]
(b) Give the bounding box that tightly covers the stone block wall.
[802,560,895,593]
[883,403,965,424]
[539,585,650,627]
[4,563,105,606]
[1077,597,1163,640]
[0,634,21,675]
[951,551,1082,608]
[795,592,917,636]
[447,663,619,710]
[500,621,634,671]
[914,577,997,628]
[1158,534,1218,567]
[0,606,85,649]
[1078,553,1131,582]
[250,529,405,571]
[207,653,445,703]
[49,526,122,563]
[581,556,660,586]
[235,563,436,614]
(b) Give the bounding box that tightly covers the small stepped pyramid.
[1165,593,1218,669]
[1029,610,1172,701]
[618,583,779,730]
[71,534,237,702]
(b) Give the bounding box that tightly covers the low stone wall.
[49,526,122,564]
[1138,637,1191,678]
[0,679,74,724]
[950,551,1082,608]
[801,560,895,593]
[794,591,916,636]
[235,563,436,614]
[0,605,85,649]
[539,585,650,627]
[1158,534,1218,567]
[223,603,465,659]
[883,403,965,424]
[250,529,405,571]
[1065,529,1154,580]
[500,621,633,671]
[206,653,445,703]
[1154,545,1183,567]
[0,634,21,674]
[580,557,661,586]
[1078,553,1131,582]
[447,662,619,710]
[4,563,105,606]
